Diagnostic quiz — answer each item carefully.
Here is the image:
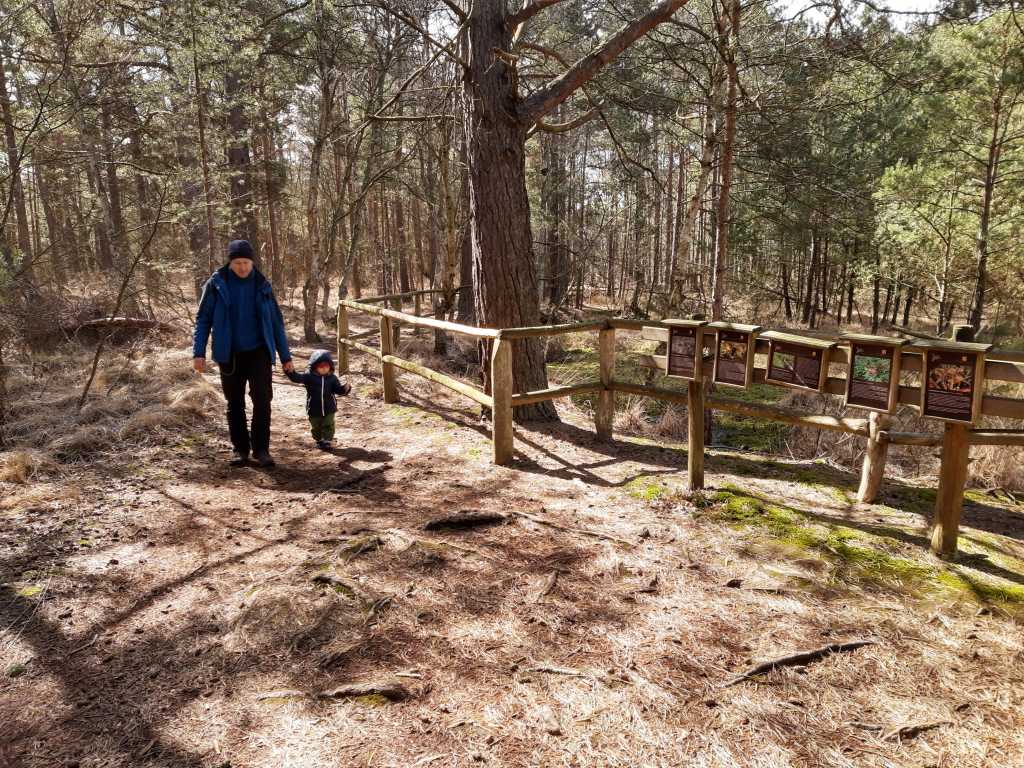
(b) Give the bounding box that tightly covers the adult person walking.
[192,239,294,467]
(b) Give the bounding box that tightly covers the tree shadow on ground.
[398,393,685,488]
[1,454,646,767]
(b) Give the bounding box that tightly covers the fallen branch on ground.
[512,510,636,548]
[883,720,952,741]
[424,512,506,531]
[311,573,361,595]
[256,680,412,703]
[722,640,876,687]
[524,664,598,680]
[255,689,307,702]
[339,534,383,560]
[317,680,411,701]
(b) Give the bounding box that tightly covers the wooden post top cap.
[707,321,762,333]
[839,332,910,346]
[662,318,709,328]
[760,330,837,349]
[908,339,993,354]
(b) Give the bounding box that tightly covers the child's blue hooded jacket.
[286,350,350,417]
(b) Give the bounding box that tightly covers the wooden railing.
[336,304,1024,559]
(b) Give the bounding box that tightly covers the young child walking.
[286,350,351,450]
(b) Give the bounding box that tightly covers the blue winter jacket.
[286,350,351,417]
[192,266,292,365]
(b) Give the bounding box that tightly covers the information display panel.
[664,319,707,381]
[710,323,761,389]
[917,340,991,424]
[763,332,835,392]
[841,334,907,414]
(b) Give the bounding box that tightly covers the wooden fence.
[337,296,1024,559]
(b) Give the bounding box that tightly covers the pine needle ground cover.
[3,329,1024,767]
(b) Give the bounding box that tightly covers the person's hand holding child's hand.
[193,357,205,373]
[282,360,294,373]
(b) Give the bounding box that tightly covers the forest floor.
[3,322,1024,768]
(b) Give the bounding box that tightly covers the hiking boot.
[229,453,250,467]
[253,451,276,468]
[317,440,332,451]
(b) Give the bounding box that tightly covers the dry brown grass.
[613,394,649,433]
[652,404,688,439]
[3,347,222,464]
[0,449,53,484]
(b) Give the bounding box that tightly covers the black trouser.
[219,347,273,456]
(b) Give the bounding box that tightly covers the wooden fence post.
[389,296,402,348]
[337,303,349,375]
[857,412,891,503]
[595,326,615,440]
[413,293,422,338]
[380,315,398,403]
[687,379,705,491]
[929,324,976,558]
[931,422,970,557]
[491,337,514,465]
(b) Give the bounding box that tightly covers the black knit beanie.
[227,239,255,262]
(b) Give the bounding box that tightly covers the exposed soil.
[2,329,1024,768]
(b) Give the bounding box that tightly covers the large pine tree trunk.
[225,67,259,248]
[464,0,554,421]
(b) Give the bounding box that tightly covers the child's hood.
[307,349,335,373]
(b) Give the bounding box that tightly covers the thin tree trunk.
[711,1,738,322]
[0,50,32,273]
[968,91,1003,331]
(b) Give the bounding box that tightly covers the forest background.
[0,0,1022,442]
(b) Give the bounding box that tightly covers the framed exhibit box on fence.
[709,322,761,389]
[762,331,836,392]
[841,333,908,414]
[915,340,991,424]
[663,319,708,381]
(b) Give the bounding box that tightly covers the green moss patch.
[625,475,673,502]
[702,487,1024,608]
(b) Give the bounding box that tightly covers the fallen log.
[722,640,876,687]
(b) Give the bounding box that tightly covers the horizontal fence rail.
[336,304,1024,558]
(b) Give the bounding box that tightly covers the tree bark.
[464,0,554,420]
[0,50,32,273]
[968,91,1003,331]
[711,0,738,322]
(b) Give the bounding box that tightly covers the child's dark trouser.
[219,347,273,456]
[309,413,335,442]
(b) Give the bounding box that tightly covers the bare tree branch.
[507,0,569,27]
[518,0,691,123]
[531,104,601,134]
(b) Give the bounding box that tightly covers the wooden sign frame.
[663,319,707,381]
[709,322,761,389]
[762,331,836,393]
[916,340,991,424]
[841,333,908,414]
